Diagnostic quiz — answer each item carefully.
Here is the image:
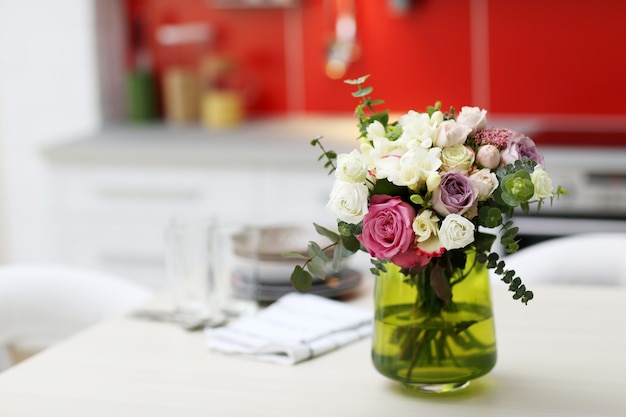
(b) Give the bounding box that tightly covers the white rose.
[531,166,553,200]
[456,106,488,134]
[441,144,475,172]
[412,209,444,256]
[439,214,475,250]
[434,120,472,148]
[469,168,498,201]
[326,180,369,224]
[336,150,367,183]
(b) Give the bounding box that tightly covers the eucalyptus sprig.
[344,75,388,135]
[310,135,337,176]
[477,251,534,304]
[285,223,360,291]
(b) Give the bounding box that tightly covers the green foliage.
[344,75,387,135]
[290,265,313,291]
[287,222,362,292]
[478,206,503,228]
[476,251,533,304]
[499,170,535,207]
[311,136,337,176]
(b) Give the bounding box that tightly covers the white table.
[0,281,625,417]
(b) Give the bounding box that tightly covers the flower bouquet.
[287,75,565,392]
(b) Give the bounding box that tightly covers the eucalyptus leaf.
[308,241,330,262]
[307,255,326,279]
[313,223,340,241]
[341,234,361,253]
[344,74,370,85]
[352,86,373,97]
[290,266,313,291]
[332,244,343,271]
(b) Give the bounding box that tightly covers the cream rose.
[326,180,369,224]
[469,168,498,201]
[441,144,475,172]
[456,106,488,134]
[438,213,476,250]
[434,120,472,148]
[336,150,367,183]
[531,166,553,200]
[412,209,444,256]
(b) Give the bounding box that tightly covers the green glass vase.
[372,248,497,393]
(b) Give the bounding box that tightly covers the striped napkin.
[204,293,372,365]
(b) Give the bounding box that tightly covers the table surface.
[1,279,625,417]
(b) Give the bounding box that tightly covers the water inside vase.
[372,302,497,385]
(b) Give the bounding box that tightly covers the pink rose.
[357,195,416,262]
[431,172,479,218]
[500,131,545,167]
[476,144,501,169]
[391,246,432,268]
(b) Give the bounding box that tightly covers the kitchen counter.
[41,116,359,169]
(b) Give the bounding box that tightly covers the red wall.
[126,0,626,144]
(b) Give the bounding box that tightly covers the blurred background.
[1,0,626,291]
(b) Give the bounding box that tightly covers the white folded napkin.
[204,293,372,365]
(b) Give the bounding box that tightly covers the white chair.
[0,263,153,372]
[498,232,626,286]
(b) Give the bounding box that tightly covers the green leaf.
[332,244,343,271]
[371,178,407,198]
[344,74,370,85]
[429,263,452,305]
[308,241,329,263]
[290,266,312,291]
[474,231,497,253]
[313,223,340,241]
[306,255,326,279]
[369,110,389,127]
[478,206,502,228]
[310,135,323,146]
[341,234,361,252]
[352,86,373,97]
[409,194,424,205]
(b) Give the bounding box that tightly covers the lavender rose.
[431,172,479,218]
[500,131,545,167]
[357,195,417,263]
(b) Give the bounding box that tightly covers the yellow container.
[201,90,245,130]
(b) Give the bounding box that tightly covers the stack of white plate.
[230,224,362,302]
